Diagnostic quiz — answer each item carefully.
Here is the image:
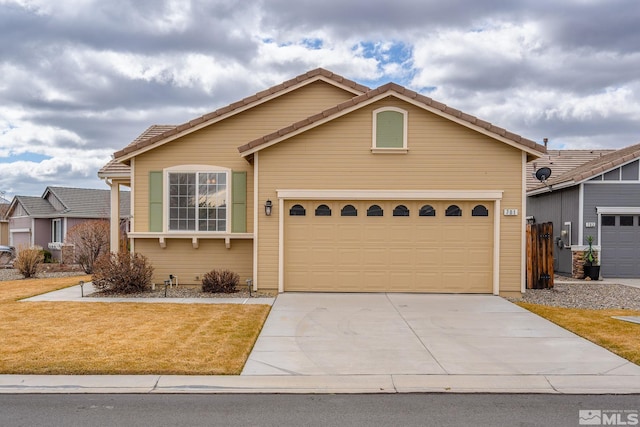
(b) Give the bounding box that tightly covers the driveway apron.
[242,293,640,376]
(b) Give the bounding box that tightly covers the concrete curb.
[1,374,639,394]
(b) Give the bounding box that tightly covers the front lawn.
[0,277,270,375]
[517,302,640,366]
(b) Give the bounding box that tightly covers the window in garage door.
[341,205,357,216]
[472,205,489,216]
[315,204,331,216]
[445,204,462,216]
[419,204,436,216]
[393,205,410,216]
[367,204,383,216]
[290,204,306,216]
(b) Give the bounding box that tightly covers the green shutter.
[149,171,163,232]
[376,110,404,148]
[232,171,247,233]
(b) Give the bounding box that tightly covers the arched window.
[341,205,358,217]
[373,107,407,150]
[445,205,462,217]
[367,204,384,217]
[289,204,306,216]
[472,205,489,217]
[393,205,409,217]
[315,204,331,216]
[419,205,436,217]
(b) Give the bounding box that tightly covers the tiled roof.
[10,187,130,219]
[97,158,132,178]
[526,149,614,191]
[528,143,640,192]
[45,187,131,218]
[238,82,546,156]
[113,68,369,160]
[14,196,57,216]
[99,125,176,178]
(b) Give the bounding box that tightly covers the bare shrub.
[66,220,110,273]
[92,252,154,294]
[202,269,239,293]
[14,246,44,278]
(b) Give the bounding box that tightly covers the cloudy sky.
[1,0,639,199]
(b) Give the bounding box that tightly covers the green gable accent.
[232,171,247,233]
[149,171,163,232]
[376,110,404,148]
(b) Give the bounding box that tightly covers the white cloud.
[1,0,640,196]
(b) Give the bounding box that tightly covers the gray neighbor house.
[5,186,130,262]
[527,143,640,278]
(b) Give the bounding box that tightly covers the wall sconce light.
[264,199,272,216]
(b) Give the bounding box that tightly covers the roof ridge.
[238,82,545,154]
[114,68,369,159]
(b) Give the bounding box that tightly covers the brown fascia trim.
[238,82,546,155]
[113,68,370,159]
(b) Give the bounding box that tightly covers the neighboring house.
[99,68,546,296]
[0,199,9,246]
[527,143,640,278]
[6,187,130,262]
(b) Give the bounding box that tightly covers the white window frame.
[371,106,408,153]
[164,165,231,233]
[51,218,62,243]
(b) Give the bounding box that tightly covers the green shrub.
[14,246,44,278]
[92,252,154,294]
[41,249,53,263]
[202,269,239,293]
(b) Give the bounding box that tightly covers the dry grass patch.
[0,275,91,302]
[518,302,640,365]
[0,277,270,375]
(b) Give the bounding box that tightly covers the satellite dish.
[534,167,552,182]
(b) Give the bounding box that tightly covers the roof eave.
[114,72,368,162]
[97,171,131,180]
[527,180,576,196]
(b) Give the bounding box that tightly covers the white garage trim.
[595,206,640,251]
[277,190,504,294]
[494,198,501,296]
[277,189,504,200]
[9,228,30,233]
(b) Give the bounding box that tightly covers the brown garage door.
[284,200,493,293]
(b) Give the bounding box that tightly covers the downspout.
[578,183,584,245]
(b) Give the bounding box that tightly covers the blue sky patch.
[0,152,51,163]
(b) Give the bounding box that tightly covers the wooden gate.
[526,222,554,289]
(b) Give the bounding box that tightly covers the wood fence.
[526,222,554,289]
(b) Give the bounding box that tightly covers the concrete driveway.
[242,293,640,377]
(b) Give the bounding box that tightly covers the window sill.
[371,148,408,154]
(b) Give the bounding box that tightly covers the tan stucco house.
[99,68,546,296]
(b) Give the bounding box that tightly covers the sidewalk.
[1,373,640,394]
[22,283,275,305]
[555,276,640,289]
